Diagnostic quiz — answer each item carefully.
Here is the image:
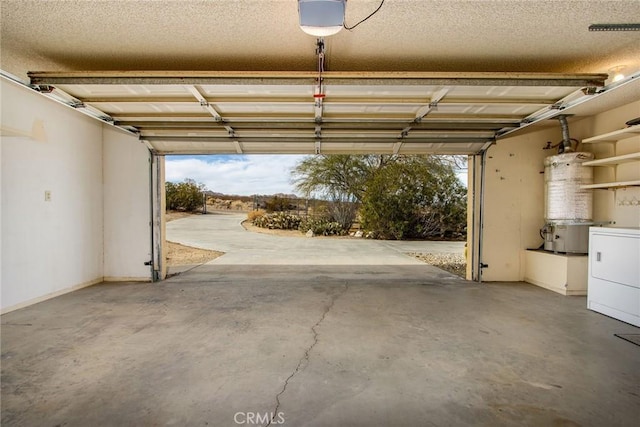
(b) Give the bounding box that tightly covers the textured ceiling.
[2,1,638,155]
[2,0,640,78]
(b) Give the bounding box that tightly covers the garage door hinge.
[480,263,488,269]
[144,260,154,266]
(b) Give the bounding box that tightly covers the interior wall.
[571,100,640,228]
[1,77,153,312]
[103,126,152,281]
[479,126,561,281]
[479,99,640,282]
[1,78,104,311]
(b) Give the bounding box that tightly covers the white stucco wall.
[1,78,104,311]
[1,77,153,312]
[103,126,152,281]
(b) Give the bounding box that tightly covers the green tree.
[165,178,206,212]
[292,155,394,231]
[292,154,393,202]
[291,154,467,240]
[361,156,467,239]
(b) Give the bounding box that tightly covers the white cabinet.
[524,250,588,296]
[587,227,640,326]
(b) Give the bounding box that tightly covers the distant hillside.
[205,192,301,212]
[204,191,297,202]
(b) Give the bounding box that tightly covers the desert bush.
[327,198,358,231]
[299,217,345,236]
[166,179,206,212]
[247,209,266,222]
[304,200,354,234]
[253,212,302,230]
[293,154,467,240]
[360,157,467,240]
[265,195,294,212]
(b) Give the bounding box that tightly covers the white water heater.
[542,152,594,253]
[544,152,594,222]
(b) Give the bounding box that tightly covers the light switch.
[44,190,51,202]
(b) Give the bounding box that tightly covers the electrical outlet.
[44,190,51,202]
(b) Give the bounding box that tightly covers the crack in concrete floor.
[265,283,349,427]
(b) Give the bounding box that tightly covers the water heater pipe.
[557,115,574,153]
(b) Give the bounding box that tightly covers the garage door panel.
[91,102,205,114]
[31,72,606,156]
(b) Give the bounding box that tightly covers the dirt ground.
[165,210,196,222]
[166,241,224,267]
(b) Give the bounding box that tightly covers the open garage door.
[28,71,605,156]
[26,71,607,280]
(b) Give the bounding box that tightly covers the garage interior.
[1,1,639,425]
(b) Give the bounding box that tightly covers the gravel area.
[410,252,466,278]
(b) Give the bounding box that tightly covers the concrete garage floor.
[2,263,639,426]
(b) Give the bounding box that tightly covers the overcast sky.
[165,155,468,196]
[165,155,307,196]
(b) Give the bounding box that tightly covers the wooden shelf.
[581,180,640,190]
[582,152,640,166]
[582,124,640,144]
[580,125,640,189]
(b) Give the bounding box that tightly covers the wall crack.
[265,283,348,427]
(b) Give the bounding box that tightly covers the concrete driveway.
[166,213,465,265]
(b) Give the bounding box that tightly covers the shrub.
[166,179,206,212]
[360,157,467,240]
[299,217,346,236]
[265,195,294,212]
[327,198,358,232]
[293,154,467,240]
[247,209,266,222]
[252,212,302,230]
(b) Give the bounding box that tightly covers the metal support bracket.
[31,84,55,93]
[393,140,403,155]
[233,140,243,154]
